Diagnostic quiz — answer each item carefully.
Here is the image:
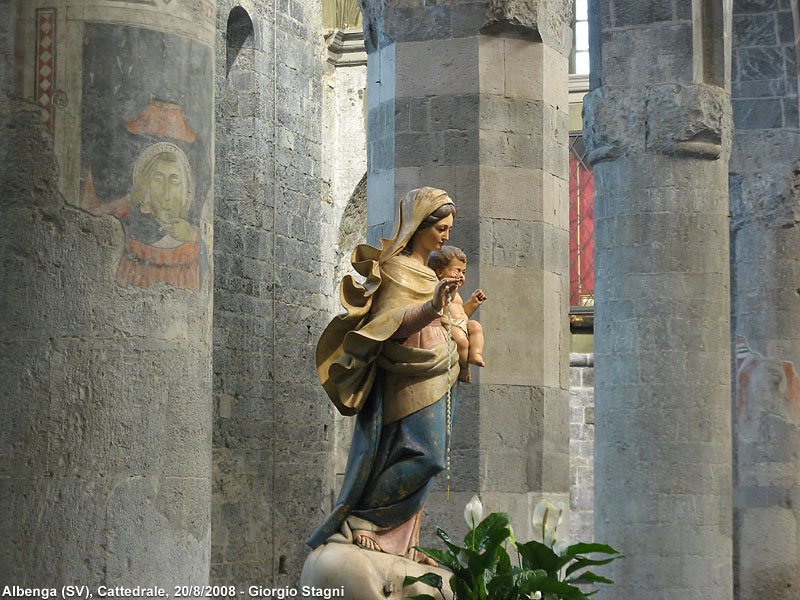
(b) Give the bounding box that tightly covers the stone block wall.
[569,354,594,545]
[212,0,338,586]
[731,3,797,131]
[729,3,800,597]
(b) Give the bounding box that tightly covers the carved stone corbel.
[583,83,732,165]
[483,0,573,53]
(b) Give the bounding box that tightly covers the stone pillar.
[359,0,573,540]
[211,0,330,584]
[729,3,800,596]
[584,1,733,598]
[1,0,215,585]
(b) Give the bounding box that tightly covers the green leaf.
[449,574,476,600]
[465,512,512,550]
[496,545,512,574]
[564,555,620,578]
[403,573,443,590]
[567,570,614,585]
[459,545,481,571]
[468,526,511,574]
[509,569,549,593]
[436,527,466,557]
[565,542,622,556]
[517,540,561,574]
[486,572,523,600]
[410,546,458,570]
[488,570,578,600]
[533,578,587,600]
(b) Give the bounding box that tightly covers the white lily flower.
[531,592,542,600]
[464,494,483,529]
[544,531,557,549]
[532,499,556,527]
[554,501,566,525]
[553,539,570,556]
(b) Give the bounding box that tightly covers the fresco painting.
[78,23,212,290]
[736,336,800,440]
[83,135,201,289]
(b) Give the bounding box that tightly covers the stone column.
[1,0,215,585]
[359,0,573,540]
[729,2,800,596]
[584,1,733,598]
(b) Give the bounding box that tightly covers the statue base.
[300,542,453,600]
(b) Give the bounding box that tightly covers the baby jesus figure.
[428,246,487,383]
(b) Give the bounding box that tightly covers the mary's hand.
[433,277,460,311]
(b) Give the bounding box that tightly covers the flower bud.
[464,494,483,529]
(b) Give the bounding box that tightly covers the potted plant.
[404,496,622,600]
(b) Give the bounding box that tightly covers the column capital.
[583,83,733,165]
[483,0,573,51]
[358,0,573,54]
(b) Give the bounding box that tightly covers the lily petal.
[464,494,483,528]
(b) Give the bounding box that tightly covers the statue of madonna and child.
[302,187,487,598]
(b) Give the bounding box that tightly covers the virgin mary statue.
[308,187,461,564]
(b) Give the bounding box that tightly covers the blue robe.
[307,377,457,548]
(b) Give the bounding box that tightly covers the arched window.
[226,6,254,77]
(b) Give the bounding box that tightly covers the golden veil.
[316,187,455,416]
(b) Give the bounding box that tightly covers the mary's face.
[413,213,453,253]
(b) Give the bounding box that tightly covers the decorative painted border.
[34,7,55,132]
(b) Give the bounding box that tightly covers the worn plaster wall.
[211,0,337,585]
[729,3,800,598]
[1,0,215,585]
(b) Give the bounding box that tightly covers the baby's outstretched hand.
[470,289,487,304]
[433,278,460,311]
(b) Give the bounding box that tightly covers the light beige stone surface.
[396,38,479,98]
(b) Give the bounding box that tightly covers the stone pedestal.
[1,0,216,586]
[301,543,453,600]
[359,0,573,540]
